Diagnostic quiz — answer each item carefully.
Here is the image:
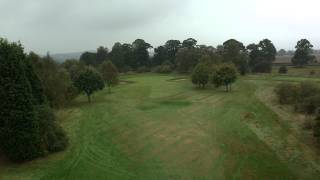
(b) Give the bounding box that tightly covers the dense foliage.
[247,39,277,73]
[28,53,78,108]
[77,37,290,75]
[192,63,210,88]
[292,39,315,67]
[0,38,68,162]
[99,61,119,93]
[74,66,105,102]
[212,64,237,92]
[275,82,320,114]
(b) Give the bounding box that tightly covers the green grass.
[1,73,320,179]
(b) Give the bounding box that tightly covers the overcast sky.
[1,0,320,54]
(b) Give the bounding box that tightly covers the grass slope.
[1,74,320,179]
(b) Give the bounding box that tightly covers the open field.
[1,73,320,179]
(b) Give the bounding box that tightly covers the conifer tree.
[0,38,43,161]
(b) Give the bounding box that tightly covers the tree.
[292,39,315,67]
[96,46,109,65]
[132,39,152,69]
[221,39,249,75]
[0,38,43,161]
[247,39,277,73]
[182,38,197,49]
[110,42,126,70]
[152,45,168,66]
[211,64,237,92]
[74,67,105,102]
[278,49,287,56]
[99,61,119,93]
[62,59,86,82]
[110,43,133,72]
[164,40,181,65]
[0,38,68,162]
[29,53,77,108]
[176,48,201,73]
[192,63,210,88]
[80,51,97,66]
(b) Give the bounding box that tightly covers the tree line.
[79,38,315,76]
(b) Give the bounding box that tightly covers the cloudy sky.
[1,0,320,54]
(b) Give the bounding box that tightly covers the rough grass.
[1,73,320,179]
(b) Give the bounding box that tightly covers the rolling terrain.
[1,73,320,179]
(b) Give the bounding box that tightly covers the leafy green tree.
[211,64,237,92]
[176,48,201,73]
[278,49,287,56]
[62,59,86,82]
[29,53,77,108]
[74,67,105,102]
[198,54,222,67]
[222,39,249,75]
[164,40,181,65]
[182,38,197,49]
[80,51,97,66]
[0,38,43,161]
[292,39,315,67]
[109,43,133,72]
[132,39,152,69]
[0,38,68,162]
[96,46,109,65]
[152,45,168,66]
[222,39,245,62]
[247,39,277,73]
[259,39,277,61]
[192,63,210,88]
[99,61,119,93]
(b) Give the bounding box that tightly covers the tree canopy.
[212,64,237,92]
[99,61,119,93]
[192,63,210,88]
[247,39,276,73]
[0,38,68,162]
[292,39,315,67]
[74,66,105,102]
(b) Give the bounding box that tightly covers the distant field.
[1,73,320,179]
[274,55,320,65]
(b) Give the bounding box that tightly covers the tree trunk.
[225,84,229,92]
[108,85,111,93]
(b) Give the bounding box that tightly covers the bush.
[275,81,320,114]
[274,83,299,104]
[36,105,68,153]
[211,63,237,92]
[136,66,150,73]
[153,65,173,74]
[278,66,288,74]
[296,95,320,114]
[192,63,210,88]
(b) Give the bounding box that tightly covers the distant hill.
[50,52,84,62]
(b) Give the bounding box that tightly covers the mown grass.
[1,73,320,179]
